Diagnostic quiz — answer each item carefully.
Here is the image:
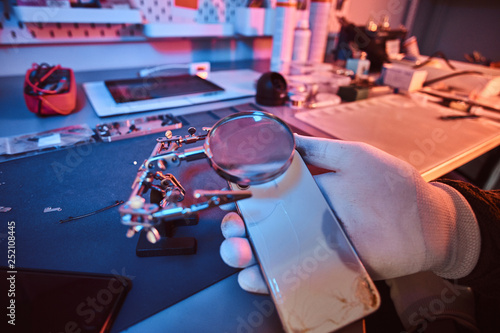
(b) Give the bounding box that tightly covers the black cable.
[423,70,484,87]
[59,200,124,224]
[413,51,456,70]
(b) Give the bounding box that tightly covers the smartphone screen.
[1,267,131,333]
[104,75,224,103]
[230,151,380,333]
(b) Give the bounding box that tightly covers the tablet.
[83,69,261,117]
[104,75,224,104]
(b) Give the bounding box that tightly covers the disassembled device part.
[96,113,182,142]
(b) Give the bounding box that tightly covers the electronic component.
[95,113,182,142]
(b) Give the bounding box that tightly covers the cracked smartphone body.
[229,151,380,333]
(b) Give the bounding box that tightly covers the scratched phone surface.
[230,152,380,333]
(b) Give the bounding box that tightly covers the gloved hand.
[220,134,480,294]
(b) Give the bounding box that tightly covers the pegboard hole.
[10,31,16,39]
[50,30,55,37]
[67,30,72,37]
[56,23,62,29]
[31,30,36,38]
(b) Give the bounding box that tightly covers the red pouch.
[23,63,77,116]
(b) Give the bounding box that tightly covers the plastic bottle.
[270,0,297,74]
[308,0,331,63]
[292,19,311,63]
[346,51,371,79]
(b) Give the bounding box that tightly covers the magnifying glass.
[204,111,296,185]
[144,111,295,187]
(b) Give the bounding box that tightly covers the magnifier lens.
[206,112,295,185]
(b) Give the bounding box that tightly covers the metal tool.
[119,111,296,256]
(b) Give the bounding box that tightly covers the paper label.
[38,133,61,147]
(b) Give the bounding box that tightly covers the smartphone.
[1,267,131,333]
[229,151,380,333]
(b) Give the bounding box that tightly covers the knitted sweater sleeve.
[436,179,500,298]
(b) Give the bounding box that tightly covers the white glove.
[220,135,481,293]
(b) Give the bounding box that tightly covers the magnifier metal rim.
[204,111,296,185]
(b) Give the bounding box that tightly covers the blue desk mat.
[0,103,263,332]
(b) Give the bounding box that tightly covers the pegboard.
[132,0,246,24]
[0,0,247,45]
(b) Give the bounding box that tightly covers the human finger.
[219,202,237,211]
[220,237,256,268]
[238,265,269,294]
[294,134,350,171]
[221,212,246,238]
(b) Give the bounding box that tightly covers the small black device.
[255,72,288,106]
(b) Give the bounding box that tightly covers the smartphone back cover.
[231,151,380,333]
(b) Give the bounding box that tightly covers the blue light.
[272,278,280,293]
[253,115,262,122]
